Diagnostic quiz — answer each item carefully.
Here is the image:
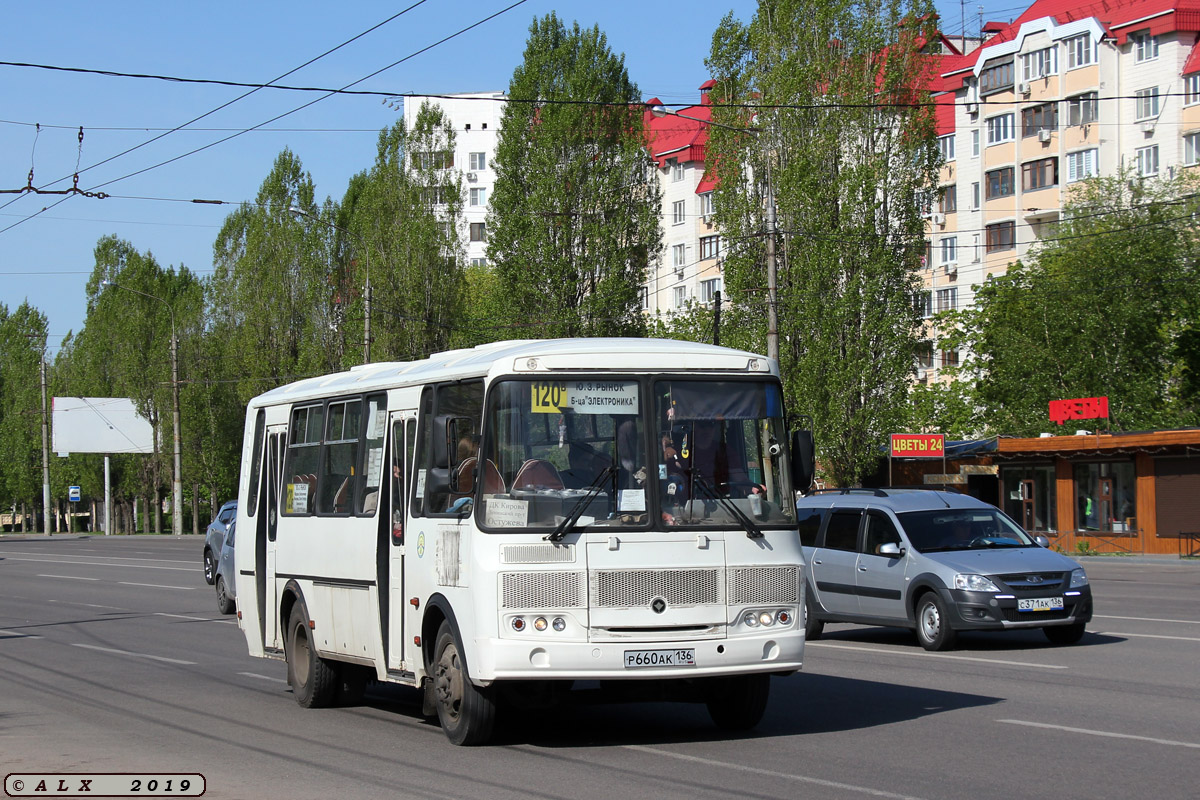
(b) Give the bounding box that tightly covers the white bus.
[233,338,813,744]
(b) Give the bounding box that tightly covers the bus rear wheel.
[433,621,496,745]
[706,673,770,731]
[288,603,337,708]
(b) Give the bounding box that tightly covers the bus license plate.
[623,649,696,669]
[1018,597,1064,612]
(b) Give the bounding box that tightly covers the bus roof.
[248,338,776,408]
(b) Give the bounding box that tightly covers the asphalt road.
[1,536,1197,800]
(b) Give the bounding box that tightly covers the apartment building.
[642,81,722,316]
[402,92,505,267]
[920,0,1200,379]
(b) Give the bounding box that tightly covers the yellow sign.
[531,381,567,413]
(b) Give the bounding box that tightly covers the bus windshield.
[478,378,796,531]
[656,379,796,528]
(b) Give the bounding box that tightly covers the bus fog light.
[758,611,775,626]
[742,610,760,627]
[511,617,526,632]
[776,610,791,625]
[552,617,566,632]
[534,617,548,631]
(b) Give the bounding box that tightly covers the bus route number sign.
[531,381,567,414]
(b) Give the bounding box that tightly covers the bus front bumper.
[471,633,805,683]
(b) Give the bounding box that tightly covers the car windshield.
[478,377,796,531]
[898,508,1036,553]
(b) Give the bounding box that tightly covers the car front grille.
[996,571,1066,592]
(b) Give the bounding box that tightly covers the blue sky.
[1,1,1021,351]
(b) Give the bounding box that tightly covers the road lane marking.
[155,613,212,621]
[806,641,1068,669]
[2,550,196,565]
[0,628,42,639]
[47,599,127,610]
[6,556,196,572]
[37,574,100,581]
[1096,631,1200,642]
[118,582,194,591]
[1093,614,1200,625]
[71,643,196,665]
[999,719,1200,749]
[238,671,288,684]
[625,745,927,799]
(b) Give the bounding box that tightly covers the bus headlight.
[511,617,526,632]
[552,617,566,632]
[742,610,760,627]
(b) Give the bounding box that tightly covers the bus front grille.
[728,566,800,605]
[590,568,722,608]
[500,571,586,609]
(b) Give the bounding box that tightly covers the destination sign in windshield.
[531,380,639,415]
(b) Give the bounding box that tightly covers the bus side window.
[414,382,484,516]
[357,393,388,515]
[283,404,323,515]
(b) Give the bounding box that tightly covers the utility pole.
[40,352,51,535]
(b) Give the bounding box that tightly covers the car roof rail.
[881,485,962,494]
[807,487,889,497]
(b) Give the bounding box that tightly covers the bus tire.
[706,673,770,731]
[288,603,337,708]
[433,620,496,745]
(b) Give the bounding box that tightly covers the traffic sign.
[69,486,81,502]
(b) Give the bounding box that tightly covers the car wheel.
[706,673,770,731]
[203,549,216,585]
[915,592,957,651]
[215,576,236,615]
[1043,622,1086,645]
[433,620,496,745]
[804,592,824,641]
[287,603,337,708]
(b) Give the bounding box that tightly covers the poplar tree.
[706,0,940,485]
[487,13,661,339]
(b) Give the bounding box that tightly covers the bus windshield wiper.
[692,474,764,539]
[546,465,616,543]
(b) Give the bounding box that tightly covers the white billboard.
[52,397,155,455]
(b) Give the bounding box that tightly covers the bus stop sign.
[69,486,81,502]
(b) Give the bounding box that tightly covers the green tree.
[487,13,661,339]
[209,149,341,397]
[946,170,1200,435]
[706,0,940,485]
[0,302,49,528]
[344,103,467,359]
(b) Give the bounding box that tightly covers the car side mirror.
[1034,535,1050,548]
[878,542,904,558]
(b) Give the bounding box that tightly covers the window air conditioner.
[931,212,946,226]
[943,262,957,276]
[1018,82,1031,96]
[1140,121,1155,134]
[701,214,712,224]
[1038,129,1053,143]
[916,368,928,380]
[965,102,979,115]
[466,172,478,182]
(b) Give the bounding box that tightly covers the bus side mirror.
[432,415,455,469]
[791,429,815,493]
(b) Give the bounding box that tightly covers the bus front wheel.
[288,603,337,708]
[706,673,770,731]
[432,621,496,745]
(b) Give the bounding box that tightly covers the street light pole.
[289,207,372,364]
[648,103,780,363]
[100,280,182,537]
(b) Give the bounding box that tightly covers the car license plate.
[623,648,696,668]
[1018,596,1064,612]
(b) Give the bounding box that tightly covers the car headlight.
[954,573,1001,592]
[1069,568,1088,588]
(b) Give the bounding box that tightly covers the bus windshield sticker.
[365,447,383,487]
[618,489,646,512]
[415,469,426,498]
[531,380,639,415]
[485,498,529,528]
[367,403,386,439]
[290,482,308,514]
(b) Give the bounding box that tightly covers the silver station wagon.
[798,488,1093,650]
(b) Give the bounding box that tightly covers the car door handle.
[812,559,822,565]
[858,565,868,571]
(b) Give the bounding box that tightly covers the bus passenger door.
[386,414,414,671]
[264,427,286,652]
